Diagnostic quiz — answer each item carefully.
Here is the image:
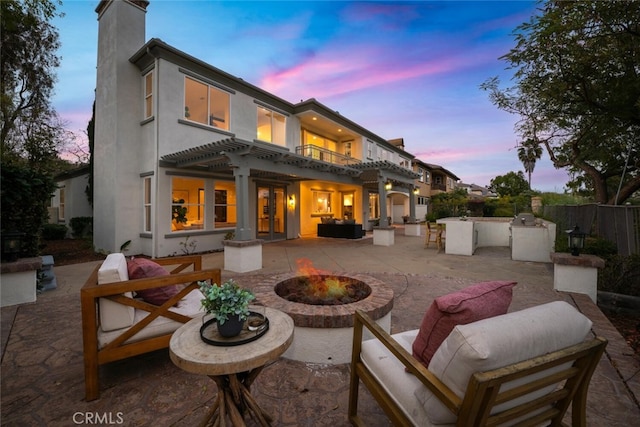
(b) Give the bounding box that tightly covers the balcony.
[296,145,361,166]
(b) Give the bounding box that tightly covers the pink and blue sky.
[53,0,571,192]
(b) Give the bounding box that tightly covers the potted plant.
[199,279,255,337]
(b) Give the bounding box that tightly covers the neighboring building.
[50,166,92,232]
[411,159,460,220]
[93,0,422,257]
[457,182,497,198]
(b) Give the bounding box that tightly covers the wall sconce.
[2,231,25,262]
[384,182,392,191]
[288,195,295,208]
[566,225,586,256]
[413,187,419,195]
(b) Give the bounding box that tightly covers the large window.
[171,177,204,232]
[312,190,332,215]
[184,77,229,130]
[144,71,153,119]
[257,106,285,145]
[143,177,151,232]
[214,181,236,228]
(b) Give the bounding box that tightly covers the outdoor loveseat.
[80,253,221,401]
[317,218,364,239]
[349,301,607,426]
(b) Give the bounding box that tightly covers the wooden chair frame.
[424,222,437,248]
[348,310,607,427]
[80,255,221,401]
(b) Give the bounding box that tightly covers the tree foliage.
[490,171,530,197]
[517,139,543,189]
[1,0,64,257]
[481,0,640,204]
[1,0,64,172]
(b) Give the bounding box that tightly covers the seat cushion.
[412,280,516,367]
[127,258,181,305]
[361,330,446,427]
[416,301,593,424]
[97,289,205,349]
[97,253,135,332]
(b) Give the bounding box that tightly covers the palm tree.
[517,139,543,189]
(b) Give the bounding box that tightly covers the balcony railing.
[295,145,361,166]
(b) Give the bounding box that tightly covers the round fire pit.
[253,272,393,364]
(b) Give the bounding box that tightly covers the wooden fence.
[543,204,640,256]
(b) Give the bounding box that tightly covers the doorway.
[257,185,286,241]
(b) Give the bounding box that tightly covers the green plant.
[179,236,197,254]
[223,231,235,240]
[172,198,188,224]
[70,216,93,238]
[199,279,255,325]
[42,223,67,240]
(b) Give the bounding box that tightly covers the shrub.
[599,253,640,297]
[70,216,93,238]
[42,224,68,240]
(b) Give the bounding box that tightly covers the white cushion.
[97,289,205,349]
[417,301,593,424]
[361,330,447,427]
[97,253,134,332]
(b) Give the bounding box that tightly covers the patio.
[2,231,639,426]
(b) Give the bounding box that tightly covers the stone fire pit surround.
[252,272,394,364]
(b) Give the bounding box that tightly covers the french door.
[257,185,286,241]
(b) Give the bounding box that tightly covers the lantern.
[2,231,25,262]
[566,225,586,256]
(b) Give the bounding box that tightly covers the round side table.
[170,307,294,427]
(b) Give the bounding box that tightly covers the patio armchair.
[348,302,607,426]
[80,253,221,401]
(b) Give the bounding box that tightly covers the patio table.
[169,307,294,426]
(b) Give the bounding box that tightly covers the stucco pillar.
[378,178,389,227]
[233,165,252,241]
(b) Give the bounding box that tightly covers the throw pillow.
[127,258,181,306]
[412,280,516,367]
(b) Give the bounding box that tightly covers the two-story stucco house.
[93,0,419,260]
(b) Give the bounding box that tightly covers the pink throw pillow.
[412,280,516,367]
[127,258,181,306]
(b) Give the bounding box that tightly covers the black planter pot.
[217,314,244,337]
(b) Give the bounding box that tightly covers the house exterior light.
[384,182,392,191]
[566,225,586,256]
[2,231,25,262]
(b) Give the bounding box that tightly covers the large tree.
[1,0,64,173]
[481,0,640,204]
[1,0,64,256]
[490,171,530,197]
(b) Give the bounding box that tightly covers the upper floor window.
[435,175,443,185]
[184,77,229,130]
[367,141,373,159]
[425,171,431,184]
[143,71,153,119]
[256,106,285,145]
[418,168,425,182]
